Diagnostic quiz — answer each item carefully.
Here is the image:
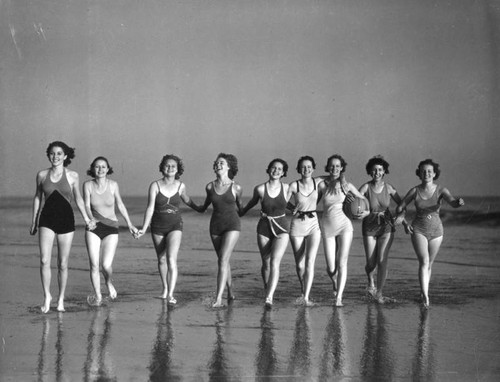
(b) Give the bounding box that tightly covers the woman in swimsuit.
[359,155,404,303]
[286,155,321,306]
[240,158,290,307]
[136,154,200,304]
[83,156,138,306]
[30,141,94,313]
[318,154,368,307]
[199,153,243,308]
[396,159,464,307]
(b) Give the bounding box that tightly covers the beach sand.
[1,197,500,381]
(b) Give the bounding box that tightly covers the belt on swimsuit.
[260,212,287,237]
[156,208,179,214]
[296,210,316,221]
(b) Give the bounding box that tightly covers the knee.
[102,263,112,275]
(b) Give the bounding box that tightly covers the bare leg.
[334,232,353,307]
[374,232,394,302]
[257,235,272,291]
[211,231,240,307]
[411,233,443,307]
[302,231,321,305]
[151,233,168,299]
[165,230,182,304]
[290,236,306,296]
[55,231,75,312]
[85,231,103,304]
[362,235,377,296]
[39,228,55,313]
[101,234,119,299]
[263,233,289,304]
[323,235,338,296]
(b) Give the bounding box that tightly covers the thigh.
[101,234,119,266]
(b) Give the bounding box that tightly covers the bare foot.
[40,294,52,314]
[212,300,225,308]
[366,286,377,298]
[87,294,102,307]
[227,294,235,303]
[335,299,344,307]
[108,283,117,300]
[56,300,65,312]
[304,299,316,307]
[265,297,273,308]
[167,296,177,306]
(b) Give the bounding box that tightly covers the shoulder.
[36,169,49,182]
[254,183,265,194]
[385,183,396,193]
[359,182,370,193]
[205,181,214,191]
[108,179,119,192]
[232,182,242,192]
[66,169,79,179]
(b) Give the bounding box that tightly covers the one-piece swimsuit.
[209,182,241,236]
[151,182,183,235]
[290,179,320,237]
[320,180,353,238]
[257,183,289,238]
[87,180,120,239]
[362,183,395,237]
[39,168,75,234]
[412,185,443,240]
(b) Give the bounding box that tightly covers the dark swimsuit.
[412,185,443,240]
[362,183,395,237]
[38,168,75,234]
[151,182,183,235]
[257,183,289,238]
[209,182,241,236]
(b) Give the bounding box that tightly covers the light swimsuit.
[290,179,320,237]
[412,185,443,240]
[39,168,75,234]
[362,183,395,237]
[151,182,183,235]
[209,182,241,236]
[320,181,353,238]
[87,181,119,239]
[257,183,289,238]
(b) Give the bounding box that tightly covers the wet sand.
[1,197,500,380]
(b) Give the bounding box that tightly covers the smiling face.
[213,157,229,174]
[268,161,285,179]
[419,164,436,182]
[370,164,385,181]
[299,159,314,178]
[327,158,343,178]
[48,146,67,167]
[93,159,109,178]
[162,159,179,177]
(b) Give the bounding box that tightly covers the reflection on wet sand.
[287,307,312,378]
[412,308,435,381]
[149,301,181,381]
[254,307,279,380]
[318,307,349,381]
[37,313,68,382]
[207,306,239,382]
[360,304,395,380]
[83,308,116,381]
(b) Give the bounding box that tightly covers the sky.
[1,0,499,198]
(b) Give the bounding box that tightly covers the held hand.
[129,225,139,236]
[394,214,405,226]
[404,224,413,235]
[30,223,37,236]
[87,219,97,231]
[134,229,145,239]
[344,192,355,203]
[457,197,465,207]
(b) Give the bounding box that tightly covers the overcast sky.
[1,0,499,198]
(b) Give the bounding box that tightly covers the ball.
[343,195,370,220]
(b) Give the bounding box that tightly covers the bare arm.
[70,171,92,227]
[179,183,203,212]
[239,184,262,217]
[233,183,244,215]
[137,181,158,236]
[113,181,138,235]
[198,183,213,213]
[440,187,464,208]
[30,171,45,235]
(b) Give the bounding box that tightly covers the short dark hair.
[416,159,441,180]
[46,141,75,167]
[159,154,184,179]
[266,158,288,178]
[87,156,114,178]
[325,154,347,173]
[214,153,239,179]
[365,155,390,175]
[296,155,316,173]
